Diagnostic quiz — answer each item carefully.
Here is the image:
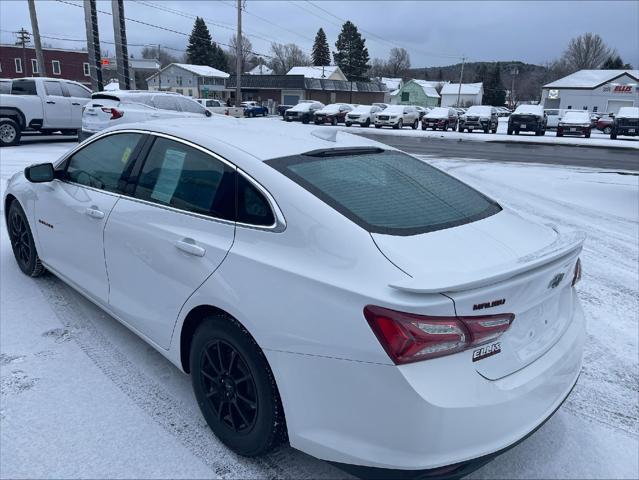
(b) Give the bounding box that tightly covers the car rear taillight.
[101,107,123,120]
[364,305,514,364]
[572,258,582,286]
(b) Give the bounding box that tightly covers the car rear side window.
[44,81,63,96]
[66,82,91,98]
[237,174,274,226]
[267,149,501,236]
[11,80,36,95]
[177,97,206,114]
[135,137,235,221]
[65,133,142,193]
[153,95,180,111]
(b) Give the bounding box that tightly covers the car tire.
[585,131,591,139]
[314,120,321,125]
[458,125,464,133]
[331,117,337,126]
[515,130,520,135]
[285,118,292,122]
[364,119,370,128]
[7,200,45,277]
[190,315,286,457]
[491,127,497,134]
[540,129,546,136]
[610,131,617,139]
[557,131,563,137]
[375,125,382,129]
[302,116,310,124]
[443,121,448,131]
[421,125,427,131]
[507,127,512,135]
[345,122,351,127]
[483,125,490,134]
[412,119,418,130]
[0,118,21,147]
[603,126,612,134]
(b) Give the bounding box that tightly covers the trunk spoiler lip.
[388,229,586,294]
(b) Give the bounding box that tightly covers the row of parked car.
[280,100,639,140]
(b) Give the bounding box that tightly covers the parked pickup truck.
[610,107,639,139]
[0,77,92,146]
[194,98,244,118]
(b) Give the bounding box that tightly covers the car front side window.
[65,133,143,193]
[134,137,236,221]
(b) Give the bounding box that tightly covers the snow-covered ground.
[279,116,639,149]
[1,143,637,479]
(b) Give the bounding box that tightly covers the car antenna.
[311,129,338,142]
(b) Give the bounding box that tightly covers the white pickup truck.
[0,77,92,146]
[194,98,244,118]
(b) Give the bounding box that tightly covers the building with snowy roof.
[287,66,347,81]
[246,64,273,75]
[147,63,230,98]
[440,82,483,107]
[540,69,638,114]
[391,79,441,107]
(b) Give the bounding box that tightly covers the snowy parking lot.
[1,142,637,479]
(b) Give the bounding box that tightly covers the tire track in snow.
[34,275,346,479]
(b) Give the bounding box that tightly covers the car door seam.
[103,196,121,303]
[369,233,413,278]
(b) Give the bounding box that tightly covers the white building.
[147,63,229,98]
[287,65,347,81]
[541,69,639,114]
[440,82,483,107]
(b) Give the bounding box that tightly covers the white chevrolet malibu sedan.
[5,117,585,478]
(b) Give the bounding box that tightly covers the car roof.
[107,116,391,163]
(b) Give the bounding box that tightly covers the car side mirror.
[25,163,55,183]
[205,110,212,117]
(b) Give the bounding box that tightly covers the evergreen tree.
[312,28,331,66]
[602,55,632,69]
[482,62,506,106]
[437,68,443,81]
[333,21,370,81]
[186,17,228,72]
[473,64,488,83]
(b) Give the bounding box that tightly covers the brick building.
[0,44,91,87]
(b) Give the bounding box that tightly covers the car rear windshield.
[267,149,501,236]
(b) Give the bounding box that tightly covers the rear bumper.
[266,293,585,472]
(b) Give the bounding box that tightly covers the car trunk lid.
[373,210,584,379]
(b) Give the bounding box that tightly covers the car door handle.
[85,207,105,219]
[175,238,205,257]
[46,101,56,104]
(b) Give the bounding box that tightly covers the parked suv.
[610,107,639,139]
[284,101,324,124]
[374,105,420,129]
[313,103,353,125]
[508,105,547,135]
[422,107,458,131]
[345,104,382,127]
[458,106,498,133]
[0,77,92,146]
[595,114,614,134]
[195,98,244,117]
[556,110,591,138]
[242,101,269,117]
[80,91,210,141]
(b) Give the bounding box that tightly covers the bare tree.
[268,42,310,74]
[228,33,254,73]
[562,33,613,70]
[368,58,390,78]
[387,47,411,77]
[141,46,180,68]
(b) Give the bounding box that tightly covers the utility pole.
[510,66,519,109]
[158,44,162,91]
[15,28,30,76]
[456,56,466,107]
[84,0,103,91]
[27,0,46,77]
[235,0,242,106]
[111,0,131,89]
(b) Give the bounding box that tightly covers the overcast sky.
[1,0,637,69]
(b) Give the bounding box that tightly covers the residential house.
[440,82,484,107]
[287,65,347,81]
[392,79,440,107]
[246,64,273,75]
[146,63,229,98]
[541,69,638,114]
[101,57,160,90]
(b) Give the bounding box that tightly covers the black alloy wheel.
[190,316,286,456]
[8,201,45,277]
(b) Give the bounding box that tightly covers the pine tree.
[437,68,443,81]
[602,55,632,69]
[333,21,370,81]
[473,64,488,83]
[482,62,506,106]
[312,28,331,66]
[186,17,228,72]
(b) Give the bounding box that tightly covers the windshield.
[514,105,543,115]
[384,106,405,114]
[351,105,373,114]
[561,111,589,123]
[319,104,345,113]
[267,149,501,236]
[465,106,492,116]
[617,107,639,118]
[427,107,449,117]
[290,103,315,112]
